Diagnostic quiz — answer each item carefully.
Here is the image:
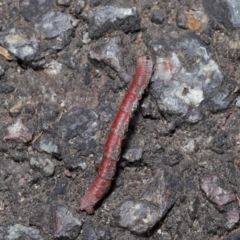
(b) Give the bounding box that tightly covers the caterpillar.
[80,55,153,214]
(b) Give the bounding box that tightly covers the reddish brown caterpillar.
[80,55,153,214]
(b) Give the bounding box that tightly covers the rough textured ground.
[1,0,240,239]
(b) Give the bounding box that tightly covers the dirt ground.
[1,0,240,239]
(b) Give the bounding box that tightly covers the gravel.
[0,0,240,239]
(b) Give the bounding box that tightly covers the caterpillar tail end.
[79,195,95,214]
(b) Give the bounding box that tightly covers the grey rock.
[82,32,91,45]
[58,52,77,69]
[52,205,82,239]
[89,6,141,38]
[0,226,6,239]
[8,7,21,25]
[4,118,33,143]
[114,200,160,235]
[187,196,201,220]
[122,147,143,162]
[95,226,111,240]
[141,96,161,119]
[200,175,236,206]
[151,10,164,25]
[225,229,240,240]
[113,170,181,235]
[203,0,240,28]
[208,130,234,154]
[89,36,130,82]
[236,97,240,107]
[122,136,145,162]
[176,10,187,29]
[53,176,68,196]
[152,143,165,153]
[80,63,93,85]
[162,153,183,166]
[187,107,204,124]
[6,224,43,240]
[80,220,98,240]
[140,169,179,208]
[0,56,6,77]
[35,12,73,40]
[59,108,99,156]
[59,109,98,140]
[205,83,236,113]
[20,0,53,23]
[0,84,15,94]
[226,208,239,229]
[30,157,55,177]
[70,0,85,17]
[33,138,61,158]
[9,100,23,117]
[56,0,72,7]
[0,28,39,62]
[150,36,224,123]
[64,155,87,170]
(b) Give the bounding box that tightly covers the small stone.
[0,57,6,77]
[151,10,164,25]
[181,139,196,153]
[4,118,32,143]
[0,84,15,94]
[9,100,23,117]
[59,108,99,157]
[203,0,240,28]
[208,130,234,154]
[89,36,130,82]
[205,84,235,113]
[200,175,236,206]
[113,200,160,235]
[82,32,91,44]
[6,224,44,240]
[187,108,203,123]
[35,12,73,39]
[176,10,187,29]
[0,67,4,77]
[225,229,240,240]
[56,0,72,7]
[226,208,239,229]
[58,52,76,69]
[80,219,98,240]
[20,0,53,23]
[64,155,87,170]
[236,97,240,107]
[44,60,62,75]
[30,157,55,176]
[122,147,143,162]
[70,0,85,16]
[63,169,72,178]
[52,205,83,239]
[0,28,39,62]
[81,63,93,85]
[152,143,165,153]
[150,36,224,124]
[141,96,161,119]
[113,170,181,235]
[89,6,141,38]
[33,138,61,158]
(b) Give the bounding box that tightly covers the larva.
[80,55,153,214]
